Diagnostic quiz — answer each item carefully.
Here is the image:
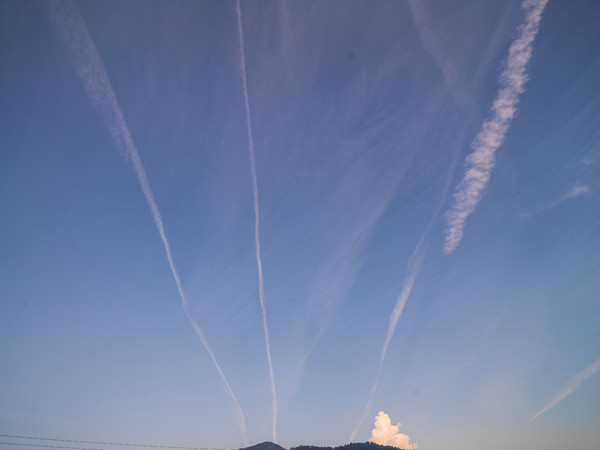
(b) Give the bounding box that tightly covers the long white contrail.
[444,0,549,254]
[529,357,600,423]
[235,0,278,442]
[45,1,248,444]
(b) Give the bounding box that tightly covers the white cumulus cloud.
[369,411,417,450]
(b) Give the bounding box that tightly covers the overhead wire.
[0,442,104,450]
[0,435,230,450]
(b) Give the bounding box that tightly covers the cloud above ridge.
[370,411,417,450]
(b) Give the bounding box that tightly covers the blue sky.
[1,1,599,449]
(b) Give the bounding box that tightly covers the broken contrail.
[444,0,549,254]
[529,357,600,423]
[235,0,278,442]
[45,1,248,444]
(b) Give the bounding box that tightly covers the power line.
[0,435,228,450]
[0,442,104,450]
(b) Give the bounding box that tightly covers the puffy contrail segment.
[529,357,600,423]
[235,0,278,442]
[444,0,549,254]
[45,1,248,444]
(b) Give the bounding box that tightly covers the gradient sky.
[1,1,599,450]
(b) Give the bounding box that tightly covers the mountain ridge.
[241,442,410,450]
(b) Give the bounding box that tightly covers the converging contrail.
[348,228,428,443]
[352,0,548,439]
[45,1,248,444]
[529,357,600,423]
[350,118,464,443]
[520,182,591,219]
[235,0,278,442]
[444,0,549,254]
[349,167,457,443]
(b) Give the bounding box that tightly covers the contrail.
[350,112,466,443]
[45,1,248,444]
[348,226,429,443]
[529,357,600,423]
[444,0,549,254]
[349,141,462,442]
[235,0,278,442]
[351,0,549,439]
[520,182,591,219]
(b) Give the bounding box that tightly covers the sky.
[1,1,599,449]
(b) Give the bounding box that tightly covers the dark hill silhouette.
[291,443,406,450]
[241,442,408,450]
[240,442,286,450]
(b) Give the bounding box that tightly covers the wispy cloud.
[563,182,591,199]
[349,219,429,444]
[444,0,549,254]
[349,126,462,443]
[581,156,595,166]
[45,1,248,444]
[407,0,516,116]
[520,182,591,219]
[530,357,600,423]
[282,74,455,414]
[285,178,407,412]
[406,0,467,111]
[287,103,447,412]
[235,0,278,442]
